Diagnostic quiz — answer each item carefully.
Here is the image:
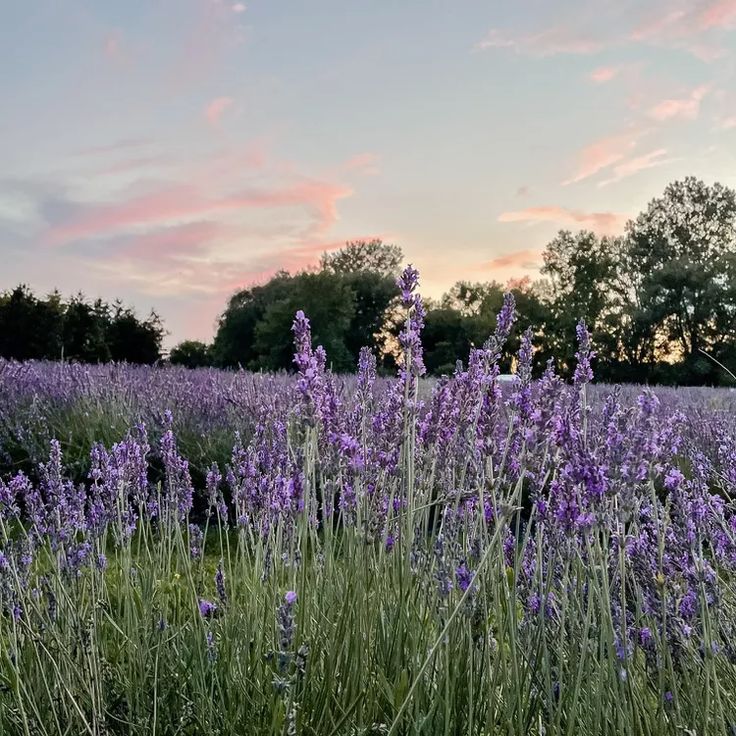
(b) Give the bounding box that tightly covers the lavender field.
[1,268,736,735]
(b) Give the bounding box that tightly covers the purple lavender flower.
[397,265,420,304]
[189,524,204,560]
[215,562,227,606]
[455,562,473,593]
[495,292,516,344]
[396,265,426,382]
[573,321,595,386]
[277,593,297,651]
[198,599,218,619]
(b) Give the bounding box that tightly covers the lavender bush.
[1,267,736,734]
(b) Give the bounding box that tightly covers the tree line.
[0,287,164,364]
[3,177,736,385]
[186,177,735,385]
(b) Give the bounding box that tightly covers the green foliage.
[623,177,736,379]
[0,287,164,365]
[0,286,64,360]
[214,241,400,371]
[425,279,548,375]
[252,271,357,371]
[528,177,736,385]
[107,301,165,364]
[540,230,619,371]
[319,238,403,277]
[169,340,213,369]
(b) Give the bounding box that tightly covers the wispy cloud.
[486,247,543,270]
[231,3,246,12]
[475,26,604,56]
[343,153,380,176]
[698,0,736,29]
[563,130,641,185]
[628,1,736,58]
[598,148,674,186]
[89,233,372,299]
[648,84,712,121]
[89,154,174,178]
[46,180,352,246]
[589,65,621,83]
[205,96,234,126]
[632,0,736,40]
[498,206,626,234]
[477,1,736,60]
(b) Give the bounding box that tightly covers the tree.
[0,287,164,365]
[320,240,403,364]
[170,340,213,369]
[214,241,403,371]
[421,279,550,376]
[0,286,63,360]
[213,271,357,371]
[106,302,165,364]
[252,272,356,371]
[212,271,294,369]
[62,295,110,362]
[623,177,736,381]
[423,307,472,375]
[539,230,619,375]
[320,239,403,278]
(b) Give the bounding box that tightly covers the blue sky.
[2,0,736,345]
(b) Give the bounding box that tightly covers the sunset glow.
[2,0,736,343]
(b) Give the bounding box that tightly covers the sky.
[2,0,736,347]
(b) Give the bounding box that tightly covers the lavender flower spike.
[573,320,595,386]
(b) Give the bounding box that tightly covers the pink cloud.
[498,206,626,235]
[103,31,132,64]
[343,153,380,176]
[123,221,225,260]
[629,2,735,58]
[589,65,621,83]
[563,131,640,185]
[648,84,711,121]
[698,0,736,30]
[475,26,604,56]
[630,8,689,42]
[479,3,736,62]
[598,148,673,186]
[720,115,736,129]
[46,180,353,246]
[486,248,543,270]
[99,233,383,299]
[205,97,234,126]
[232,3,246,12]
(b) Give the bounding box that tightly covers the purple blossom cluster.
[1,266,736,722]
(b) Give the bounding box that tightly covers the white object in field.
[497,374,518,383]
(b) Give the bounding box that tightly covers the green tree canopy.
[0,287,164,364]
[319,239,403,277]
[214,240,402,371]
[623,177,736,380]
[169,340,213,369]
